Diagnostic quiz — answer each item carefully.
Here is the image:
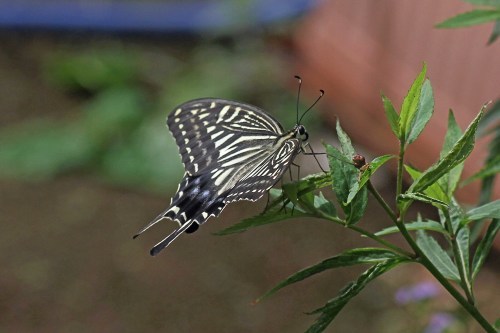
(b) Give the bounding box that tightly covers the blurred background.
[0,1,498,332]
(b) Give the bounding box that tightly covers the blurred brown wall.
[293,0,500,202]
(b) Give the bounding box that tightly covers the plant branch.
[396,143,405,202]
[367,181,397,223]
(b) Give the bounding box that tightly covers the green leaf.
[416,230,460,281]
[399,64,427,146]
[325,143,368,225]
[305,258,407,333]
[495,318,500,330]
[374,220,446,236]
[407,108,485,196]
[346,154,395,204]
[336,119,356,157]
[404,165,449,203]
[472,219,500,279]
[314,192,337,219]
[439,198,465,233]
[407,79,434,144]
[462,0,500,6]
[488,20,500,44]
[282,181,314,210]
[439,111,465,198]
[462,154,500,185]
[436,9,500,28]
[297,172,334,191]
[283,173,335,216]
[215,193,308,235]
[455,227,471,283]
[465,200,500,221]
[325,144,352,166]
[398,193,448,209]
[256,248,405,302]
[382,94,400,137]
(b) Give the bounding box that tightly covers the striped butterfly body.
[135,98,311,256]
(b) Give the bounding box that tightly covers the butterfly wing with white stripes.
[134,98,307,255]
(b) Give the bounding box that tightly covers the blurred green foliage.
[0,40,318,191]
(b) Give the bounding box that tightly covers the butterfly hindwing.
[226,139,301,202]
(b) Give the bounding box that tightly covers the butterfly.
[134,78,323,256]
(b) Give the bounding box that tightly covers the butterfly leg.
[279,177,288,214]
[261,191,272,214]
[291,162,301,180]
[302,143,327,173]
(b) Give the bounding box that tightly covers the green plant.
[217,64,499,332]
[436,0,500,44]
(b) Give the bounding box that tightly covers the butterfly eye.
[297,125,308,141]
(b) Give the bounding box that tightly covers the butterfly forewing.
[167,99,285,175]
[137,98,306,255]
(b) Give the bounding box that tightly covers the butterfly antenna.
[294,75,302,124]
[299,89,324,124]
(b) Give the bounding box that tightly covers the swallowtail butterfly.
[135,78,323,256]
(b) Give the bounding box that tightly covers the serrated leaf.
[346,154,395,204]
[465,200,500,221]
[336,119,356,157]
[404,165,449,203]
[462,154,500,185]
[305,258,407,333]
[407,79,434,144]
[399,64,427,145]
[398,192,448,209]
[439,111,465,197]
[462,0,500,5]
[314,192,337,218]
[449,198,466,232]
[416,230,460,281]
[436,9,500,28]
[472,219,499,279]
[257,248,405,303]
[374,220,446,236]
[325,144,368,225]
[455,227,471,285]
[407,108,485,196]
[488,20,500,44]
[215,200,308,235]
[382,94,399,137]
[283,181,314,210]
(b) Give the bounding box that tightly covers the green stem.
[368,181,397,223]
[418,254,494,332]
[396,143,405,200]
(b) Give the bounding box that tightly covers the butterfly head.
[294,124,309,141]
